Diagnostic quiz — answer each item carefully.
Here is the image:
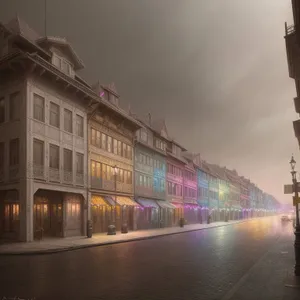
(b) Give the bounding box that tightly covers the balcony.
[293,120,300,145]
[295,97,300,114]
[285,23,300,79]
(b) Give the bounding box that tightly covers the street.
[0,217,293,300]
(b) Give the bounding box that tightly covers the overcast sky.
[0,0,298,204]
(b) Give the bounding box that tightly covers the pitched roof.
[36,36,84,70]
[5,15,41,42]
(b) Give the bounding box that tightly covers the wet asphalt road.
[0,217,292,300]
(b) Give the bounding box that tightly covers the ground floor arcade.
[0,184,87,243]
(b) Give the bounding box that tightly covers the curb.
[0,218,266,256]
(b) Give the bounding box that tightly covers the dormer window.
[52,54,73,76]
[140,128,148,143]
[173,145,181,156]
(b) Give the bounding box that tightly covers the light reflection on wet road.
[0,217,294,300]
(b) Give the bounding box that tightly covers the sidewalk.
[221,224,300,300]
[0,219,247,255]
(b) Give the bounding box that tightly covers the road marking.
[220,235,280,300]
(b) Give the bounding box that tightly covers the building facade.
[182,152,199,224]
[89,82,141,233]
[207,164,219,222]
[132,115,170,229]
[166,140,186,225]
[0,17,90,242]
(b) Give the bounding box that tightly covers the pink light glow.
[100,92,104,97]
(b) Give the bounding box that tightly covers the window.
[63,149,72,172]
[140,128,148,142]
[102,164,107,179]
[117,140,122,156]
[64,109,72,133]
[113,139,118,154]
[91,128,96,145]
[49,102,60,128]
[49,144,59,169]
[107,136,112,152]
[76,115,84,137]
[96,131,101,147]
[9,92,20,121]
[53,55,61,68]
[101,133,107,150]
[0,97,4,123]
[127,145,132,159]
[91,161,96,177]
[122,143,127,157]
[33,94,45,122]
[76,153,84,174]
[61,60,70,75]
[33,139,44,166]
[0,142,4,170]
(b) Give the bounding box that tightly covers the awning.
[137,198,159,208]
[171,202,184,208]
[184,203,200,208]
[156,201,176,209]
[116,196,140,206]
[91,195,111,206]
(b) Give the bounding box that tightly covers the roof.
[37,36,85,70]
[0,51,141,130]
[5,15,41,42]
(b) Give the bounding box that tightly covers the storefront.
[171,202,184,226]
[34,190,63,239]
[91,195,113,233]
[184,203,200,224]
[115,196,140,231]
[136,198,160,230]
[33,190,83,240]
[0,190,20,242]
[156,200,175,228]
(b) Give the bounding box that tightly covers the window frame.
[33,93,45,122]
[33,139,44,166]
[64,109,73,133]
[49,144,59,169]
[49,102,60,128]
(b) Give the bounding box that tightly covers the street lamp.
[113,165,118,226]
[107,165,118,235]
[289,155,300,276]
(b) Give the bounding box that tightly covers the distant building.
[182,152,199,224]
[166,139,187,225]
[132,114,172,229]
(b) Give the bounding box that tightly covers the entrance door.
[51,203,63,237]
[34,201,50,237]
[3,203,19,236]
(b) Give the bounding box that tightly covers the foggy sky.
[0,0,297,204]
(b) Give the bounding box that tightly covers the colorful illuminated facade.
[132,115,171,228]
[166,140,186,225]
[182,152,199,224]
[207,164,220,221]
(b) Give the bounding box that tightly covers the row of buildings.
[0,17,280,243]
